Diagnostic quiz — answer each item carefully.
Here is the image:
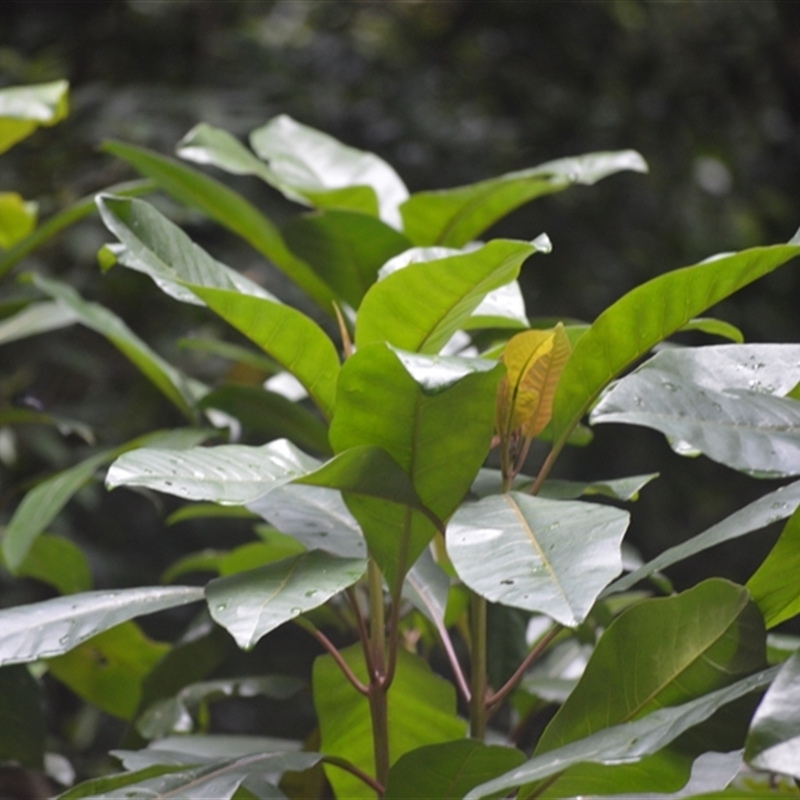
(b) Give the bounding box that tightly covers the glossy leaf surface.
[103,140,335,310]
[250,114,409,228]
[745,649,800,777]
[608,478,800,594]
[551,242,800,447]
[465,668,776,800]
[400,149,646,247]
[314,643,467,800]
[447,493,629,627]
[205,551,366,649]
[591,345,800,477]
[329,344,502,586]
[47,622,170,720]
[0,79,69,154]
[747,506,800,628]
[385,740,526,800]
[356,239,542,354]
[0,586,203,666]
[537,579,766,753]
[107,439,320,505]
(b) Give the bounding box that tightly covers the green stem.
[469,592,488,739]
[367,557,390,787]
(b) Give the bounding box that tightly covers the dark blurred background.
[2,0,800,636]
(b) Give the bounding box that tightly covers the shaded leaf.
[249,114,409,228]
[404,546,450,626]
[314,643,467,800]
[356,239,544,355]
[608,478,800,595]
[0,80,69,154]
[465,668,777,800]
[747,506,800,628]
[551,241,800,448]
[0,300,79,344]
[447,493,629,627]
[205,551,366,649]
[12,533,93,595]
[745,649,800,777]
[0,585,203,666]
[385,740,526,800]
[47,622,170,720]
[537,579,766,753]
[0,665,46,768]
[102,140,335,311]
[400,149,646,247]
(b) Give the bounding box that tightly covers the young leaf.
[745,649,800,777]
[0,586,203,666]
[551,240,800,448]
[356,239,544,355]
[536,579,766,754]
[747,506,800,628]
[205,551,366,649]
[607,478,800,595]
[314,643,467,800]
[102,140,336,311]
[46,622,170,720]
[0,79,69,155]
[0,191,37,248]
[329,344,503,587]
[282,209,413,308]
[385,740,526,800]
[107,438,321,505]
[464,667,777,800]
[400,149,646,247]
[249,114,410,228]
[447,493,629,627]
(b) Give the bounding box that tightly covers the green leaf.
[0,665,46,768]
[13,533,93,595]
[205,551,366,649]
[313,643,467,800]
[30,273,201,419]
[282,209,412,308]
[679,317,744,343]
[356,239,545,354]
[136,675,303,740]
[190,286,340,419]
[107,438,321,505]
[47,622,170,720]
[220,538,307,576]
[537,579,766,754]
[177,337,282,376]
[4,428,212,570]
[447,493,629,627]
[404,546,450,626]
[102,140,336,311]
[0,80,69,154]
[385,740,526,800]
[464,668,777,800]
[608,478,800,595]
[329,344,502,587]
[745,650,800,777]
[246,484,367,559]
[591,344,800,477]
[0,191,37,248]
[166,503,257,526]
[0,585,203,666]
[400,149,646,247]
[198,385,331,456]
[0,300,80,344]
[249,114,409,228]
[747,506,800,628]
[551,241,800,448]
[464,281,529,331]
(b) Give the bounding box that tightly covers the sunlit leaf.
[447,493,629,627]
[679,317,744,343]
[249,114,409,228]
[551,241,800,448]
[0,586,203,666]
[206,551,366,649]
[400,149,646,247]
[0,80,69,154]
[314,643,467,800]
[0,191,37,248]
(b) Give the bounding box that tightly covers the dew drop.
[304,590,317,598]
[215,602,228,612]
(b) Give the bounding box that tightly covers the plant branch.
[434,615,471,704]
[294,617,369,696]
[366,556,391,787]
[528,442,561,495]
[322,755,385,796]
[347,586,376,680]
[486,624,562,712]
[469,591,488,739]
[383,520,412,690]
